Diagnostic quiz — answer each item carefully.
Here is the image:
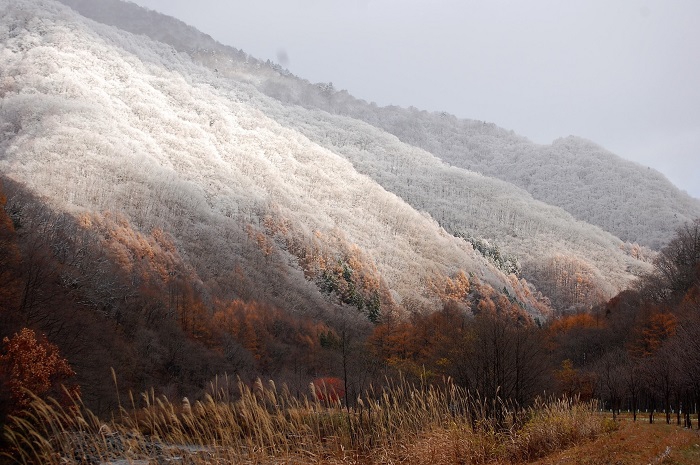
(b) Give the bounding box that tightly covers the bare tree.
[670,312,700,429]
[645,219,700,302]
[620,353,644,422]
[595,348,626,419]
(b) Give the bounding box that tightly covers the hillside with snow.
[0,0,558,323]
[14,0,700,321]
[47,0,667,307]
[56,0,700,251]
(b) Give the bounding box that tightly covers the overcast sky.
[130,0,700,198]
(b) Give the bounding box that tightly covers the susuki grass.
[2,376,614,465]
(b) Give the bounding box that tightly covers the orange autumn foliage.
[430,270,470,305]
[555,359,596,401]
[548,312,600,334]
[369,306,472,382]
[630,310,677,357]
[0,328,79,411]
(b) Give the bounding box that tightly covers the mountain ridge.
[1,0,556,320]
[54,0,700,250]
[55,0,699,250]
[7,0,697,316]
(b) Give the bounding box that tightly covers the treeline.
[366,218,700,426]
[1,171,698,432]
[562,218,700,426]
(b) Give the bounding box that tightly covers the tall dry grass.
[2,376,614,464]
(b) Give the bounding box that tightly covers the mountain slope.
[0,0,550,320]
[50,0,661,307]
[56,0,700,250]
[261,79,700,251]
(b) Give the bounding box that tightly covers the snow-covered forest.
[59,0,700,251]
[2,0,651,319]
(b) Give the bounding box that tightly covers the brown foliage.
[371,304,549,403]
[548,312,600,334]
[212,299,329,374]
[430,269,470,305]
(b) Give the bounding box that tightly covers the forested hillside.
[0,0,546,312]
[55,0,700,251]
[51,0,661,313]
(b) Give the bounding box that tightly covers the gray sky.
[130,0,700,198]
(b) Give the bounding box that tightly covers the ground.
[531,414,700,465]
[2,413,699,464]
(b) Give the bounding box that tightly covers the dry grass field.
[1,379,698,465]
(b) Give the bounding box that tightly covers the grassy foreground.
[2,378,615,464]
